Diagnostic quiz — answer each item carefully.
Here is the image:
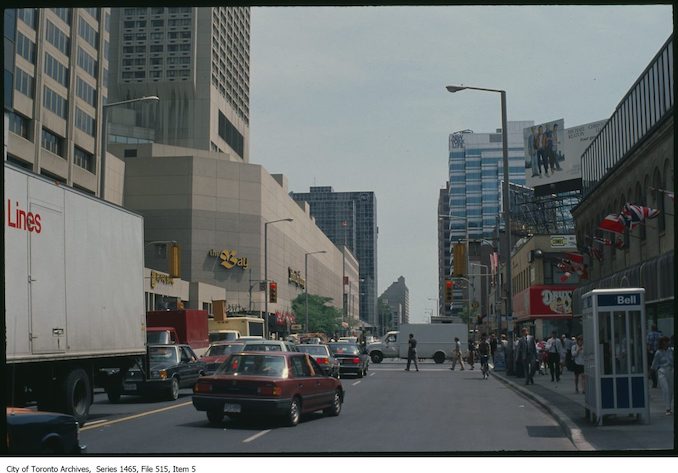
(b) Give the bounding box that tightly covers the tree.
[291,294,343,335]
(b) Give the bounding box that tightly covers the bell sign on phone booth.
[581,288,649,425]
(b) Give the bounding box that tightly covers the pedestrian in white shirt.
[546,331,565,382]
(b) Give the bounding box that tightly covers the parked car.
[6,407,86,454]
[296,344,340,378]
[192,352,344,426]
[327,343,369,378]
[241,340,298,352]
[201,341,246,375]
[114,344,206,402]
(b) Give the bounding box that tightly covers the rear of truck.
[4,164,147,424]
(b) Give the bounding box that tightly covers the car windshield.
[205,344,242,357]
[328,344,360,355]
[209,332,238,343]
[216,354,286,377]
[147,331,171,344]
[149,346,178,363]
[297,345,329,356]
[243,343,283,352]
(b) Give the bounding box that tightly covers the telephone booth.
[581,288,649,425]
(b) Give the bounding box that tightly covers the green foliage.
[291,293,343,334]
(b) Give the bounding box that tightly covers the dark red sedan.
[192,352,344,426]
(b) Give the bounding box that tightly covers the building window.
[78,16,99,49]
[150,45,163,53]
[14,67,34,98]
[16,32,36,64]
[77,47,98,78]
[83,8,99,21]
[218,111,244,159]
[44,52,69,87]
[76,76,96,108]
[73,146,95,172]
[75,107,96,136]
[8,112,31,139]
[41,128,65,157]
[17,9,37,29]
[50,8,71,25]
[46,20,70,55]
[43,86,68,119]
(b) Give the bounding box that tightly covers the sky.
[248,5,673,323]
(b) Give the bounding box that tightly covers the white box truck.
[5,163,147,424]
[367,323,468,364]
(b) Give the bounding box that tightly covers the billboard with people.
[524,119,607,189]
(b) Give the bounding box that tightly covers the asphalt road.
[80,360,577,453]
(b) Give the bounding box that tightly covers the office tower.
[6,8,112,197]
[108,7,249,161]
[290,187,378,329]
[379,276,409,331]
[447,121,531,318]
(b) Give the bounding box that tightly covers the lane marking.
[243,429,271,443]
[352,381,361,386]
[80,401,192,431]
[369,372,375,377]
[83,419,108,427]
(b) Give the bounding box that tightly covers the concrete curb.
[491,371,596,451]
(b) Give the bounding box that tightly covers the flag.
[621,203,660,230]
[560,272,572,283]
[598,213,625,234]
[564,252,584,265]
[615,236,625,249]
[593,236,614,247]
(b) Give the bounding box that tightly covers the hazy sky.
[248,5,673,323]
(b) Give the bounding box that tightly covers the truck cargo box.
[147,309,209,351]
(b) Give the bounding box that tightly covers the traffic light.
[168,243,181,278]
[269,281,277,303]
[444,280,454,304]
[453,242,467,277]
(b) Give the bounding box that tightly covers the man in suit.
[518,327,538,385]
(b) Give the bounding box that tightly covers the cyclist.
[478,334,491,379]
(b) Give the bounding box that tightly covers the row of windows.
[73,146,95,172]
[44,52,69,87]
[42,128,65,156]
[76,76,96,108]
[14,67,34,98]
[218,111,244,159]
[43,86,68,118]
[17,9,37,29]
[123,43,192,55]
[46,20,70,55]
[124,7,191,16]
[75,107,96,136]
[78,16,99,49]
[83,8,99,21]
[9,111,30,139]
[582,37,673,197]
[17,32,35,63]
[77,47,98,78]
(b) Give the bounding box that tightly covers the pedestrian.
[467,339,475,369]
[650,336,673,415]
[489,333,498,363]
[478,334,491,379]
[571,335,585,393]
[517,327,537,385]
[450,337,465,370]
[404,333,419,372]
[546,331,565,382]
[562,334,574,371]
[647,324,662,388]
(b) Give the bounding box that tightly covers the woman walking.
[571,336,585,393]
[650,336,674,415]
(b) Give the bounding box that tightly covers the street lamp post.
[264,218,293,339]
[446,85,512,335]
[304,250,327,333]
[100,96,159,200]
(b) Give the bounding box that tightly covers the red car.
[192,352,344,426]
[201,341,246,375]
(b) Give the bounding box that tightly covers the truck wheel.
[61,368,92,425]
[433,352,446,364]
[370,352,383,364]
[168,377,180,401]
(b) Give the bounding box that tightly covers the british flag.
[621,203,660,230]
[598,213,625,234]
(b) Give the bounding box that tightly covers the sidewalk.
[491,365,675,451]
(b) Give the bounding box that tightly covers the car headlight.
[151,369,168,379]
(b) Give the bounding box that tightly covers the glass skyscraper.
[290,186,378,329]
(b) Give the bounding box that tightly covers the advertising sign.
[529,285,574,316]
[524,119,606,189]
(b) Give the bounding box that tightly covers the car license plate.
[123,383,136,391]
[223,403,241,413]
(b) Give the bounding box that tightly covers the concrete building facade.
[379,276,410,331]
[108,7,249,161]
[116,142,359,333]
